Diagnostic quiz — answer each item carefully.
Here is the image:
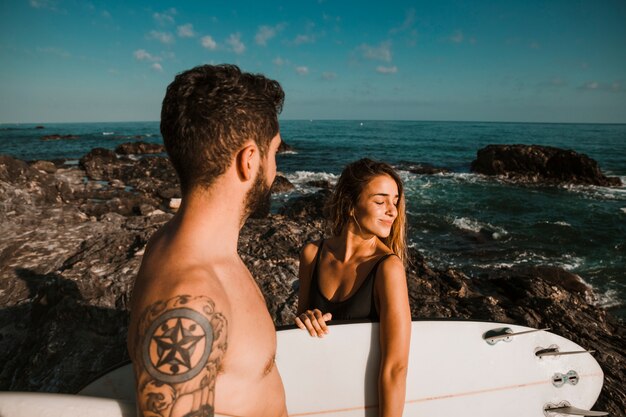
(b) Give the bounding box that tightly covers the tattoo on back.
[133,295,227,417]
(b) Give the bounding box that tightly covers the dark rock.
[157,187,180,200]
[279,189,331,220]
[30,160,57,174]
[271,175,295,193]
[305,179,333,189]
[471,144,622,187]
[115,142,165,155]
[41,134,80,141]
[395,161,451,175]
[0,155,62,206]
[79,148,119,181]
[278,140,294,154]
[134,203,156,216]
[35,126,45,129]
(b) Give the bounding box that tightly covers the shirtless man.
[128,64,287,417]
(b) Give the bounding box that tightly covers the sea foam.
[451,217,509,240]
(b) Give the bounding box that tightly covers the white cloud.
[227,33,245,54]
[273,57,285,66]
[376,65,398,74]
[255,24,285,46]
[177,24,195,38]
[152,63,163,72]
[29,0,57,10]
[101,10,111,18]
[153,8,176,25]
[321,71,337,80]
[359,41,392,62]
[293,34,315,45]
[295,66,309,75]
[201,36,217,50]
[449,30,464,43]
[37,47,70,58]
[133,49,161,62]
[322,13,341,23]
[578,81,624,92]
[148,30,174,45]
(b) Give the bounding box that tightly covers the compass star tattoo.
[133,295,228,417]
[154,317,204,373]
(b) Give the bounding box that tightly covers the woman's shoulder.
[300,239,324,263]
[374,247,405,277]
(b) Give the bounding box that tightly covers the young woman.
[295,158,411,417]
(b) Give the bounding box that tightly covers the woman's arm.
[296,242,318,315]
[375,256,411,417]
[295,241,332,337]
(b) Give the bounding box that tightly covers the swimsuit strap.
[369,253,395,279]
[308,239,325,297]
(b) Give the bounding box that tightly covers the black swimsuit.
[307,240,394,321]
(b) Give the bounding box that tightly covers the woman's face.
[352,174,399,238]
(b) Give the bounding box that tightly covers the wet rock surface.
[471,144,623,186]
[0,150,624,414]
[41,134,80,141]
[115,141,165,155]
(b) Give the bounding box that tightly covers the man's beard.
[242,166,272,223]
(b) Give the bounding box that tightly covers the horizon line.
[2,119,626,126]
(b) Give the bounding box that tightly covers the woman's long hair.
[326,158,408,265]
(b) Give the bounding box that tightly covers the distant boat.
[102,132,115,136]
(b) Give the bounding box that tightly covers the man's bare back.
[127,64,287,417]
[129,223,286,416]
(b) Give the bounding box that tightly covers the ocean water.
[2,120,625,318]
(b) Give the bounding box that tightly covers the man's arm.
[131,294,228,417]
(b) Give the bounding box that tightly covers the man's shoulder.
[131,265,232,339]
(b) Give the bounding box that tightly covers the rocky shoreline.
[0,143,624,414]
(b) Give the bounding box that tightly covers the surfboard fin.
[536,347,596,358]
[544,402,608,416]
[483,327,550,345]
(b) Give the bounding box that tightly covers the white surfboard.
[0,321,606,416]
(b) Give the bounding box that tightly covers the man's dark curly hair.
[160,64,285,194]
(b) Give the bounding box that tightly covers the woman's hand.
[295,309,332,337]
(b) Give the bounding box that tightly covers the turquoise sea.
[1,120,625,318]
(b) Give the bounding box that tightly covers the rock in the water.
[115,142,165,155]
[305,179,333,189]
[79,148,119,181]
[41,134,80,141]
[271,175,295,193]
[279,189,331,220]
[278,140,294,153]
[471,144,622,186]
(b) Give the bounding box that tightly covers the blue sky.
[1,0,625,123]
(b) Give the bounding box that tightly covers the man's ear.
[235,142,258,181]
